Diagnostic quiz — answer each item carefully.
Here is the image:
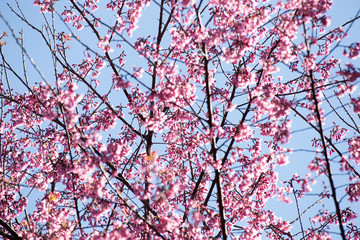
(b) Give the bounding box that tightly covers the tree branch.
[309,70,346,239]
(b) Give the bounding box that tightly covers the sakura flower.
[344,42,360,59]
[97,35,113,53]
[113,76,133,89]
[234,124,253,142]
[181,0,196,7]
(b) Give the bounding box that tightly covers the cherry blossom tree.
[0,0,360,239]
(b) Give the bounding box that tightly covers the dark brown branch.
[289,181,305,239]
[309,70,346,239]
[0,219,22,240]
[287,98,360,179]
[317,14,360,41]
[202,41,227,239]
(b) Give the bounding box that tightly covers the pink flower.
[181,0,196,7]
[97,35,113,52]
[344,42,360,59]
[113,76,133,89]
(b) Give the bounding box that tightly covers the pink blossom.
[344,42,360,59]
[97,35,113,53]
[113,76,133,89]
[181,0,196,7]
